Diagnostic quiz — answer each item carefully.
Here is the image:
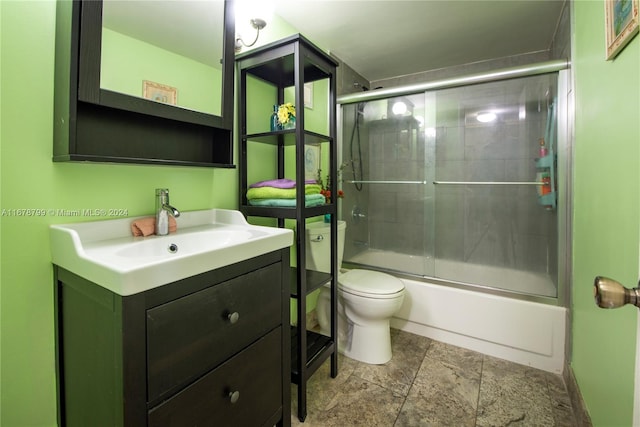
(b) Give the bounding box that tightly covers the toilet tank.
[305,220,346,273]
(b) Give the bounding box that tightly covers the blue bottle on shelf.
[270,105,281,132]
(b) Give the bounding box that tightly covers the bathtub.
[347,250,557,297]
[345,253,566,373]
[390,277,565,373]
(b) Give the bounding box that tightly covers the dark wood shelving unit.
[290,328,335,380]
[236,34,339,422]
[289,268,332,297]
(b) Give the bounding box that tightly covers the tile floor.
[291,329,576,426]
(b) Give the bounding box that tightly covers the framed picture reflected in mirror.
[143,80,178,105]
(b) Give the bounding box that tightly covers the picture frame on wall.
[304,144,320,181]
[304,82,314,109]
[605,0,639,59]
[143,80,178,105]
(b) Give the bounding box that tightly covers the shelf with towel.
[236,34,339,423]
[241,204,333,219]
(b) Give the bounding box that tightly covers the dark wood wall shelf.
[53,0,236,168]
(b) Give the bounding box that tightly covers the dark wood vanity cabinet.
[54,250,291,427]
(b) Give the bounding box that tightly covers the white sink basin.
[50,209,293,296]
[113,229,263,258]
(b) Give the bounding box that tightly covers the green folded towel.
[305,184,322,193]
[247,184,321,200]
[248,194,326,207]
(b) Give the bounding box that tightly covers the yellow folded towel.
[246,184,322,200]
[131,216,177,237]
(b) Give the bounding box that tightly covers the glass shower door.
[340,93,434,277]
[432,74,558,297]
[339,72,559,299]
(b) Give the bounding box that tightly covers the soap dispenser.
[538,137,548,157]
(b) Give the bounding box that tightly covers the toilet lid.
[339,269,404,296]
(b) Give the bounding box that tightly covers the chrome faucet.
[155,188,180,235]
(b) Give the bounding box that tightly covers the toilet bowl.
[316,269,404,364]
[305,221,405,365]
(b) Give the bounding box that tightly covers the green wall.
[0,1,299,425]
[1,2,233,425]
[572,1,640,425]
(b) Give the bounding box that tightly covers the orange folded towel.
[130,216,177,237]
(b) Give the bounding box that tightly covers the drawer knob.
[227,311,240,324]
[228,390,240,404]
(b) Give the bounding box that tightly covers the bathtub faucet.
[155,188,180,235]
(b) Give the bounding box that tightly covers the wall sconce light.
[235,18,267,52]
[235,0,273,52]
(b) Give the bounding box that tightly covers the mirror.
[100,0,225,116]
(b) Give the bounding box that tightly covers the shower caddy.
[236,34,340,423]
[536,101,557,209]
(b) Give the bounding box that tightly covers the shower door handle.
[433,181,544,185]
[352,206,366,223]
[593,276,640,309]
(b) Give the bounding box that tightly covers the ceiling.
[274,0,566,82]
[102,0,566,84]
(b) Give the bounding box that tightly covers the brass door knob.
[593,276,640,308]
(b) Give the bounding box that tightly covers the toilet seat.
[338,269,404,299]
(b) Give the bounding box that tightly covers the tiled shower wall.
[367,114,429,256]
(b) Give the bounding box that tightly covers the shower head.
[353,82,369,92]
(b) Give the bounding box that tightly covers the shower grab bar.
[346,180,428,184]
[433,181,544,185]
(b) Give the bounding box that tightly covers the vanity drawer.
[146,263,281,402]
[148,327,282,427]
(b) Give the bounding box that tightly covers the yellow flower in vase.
[277,103,296,129]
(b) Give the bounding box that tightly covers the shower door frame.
[337,61,571,308]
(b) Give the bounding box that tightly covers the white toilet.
[305,221,405,365]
